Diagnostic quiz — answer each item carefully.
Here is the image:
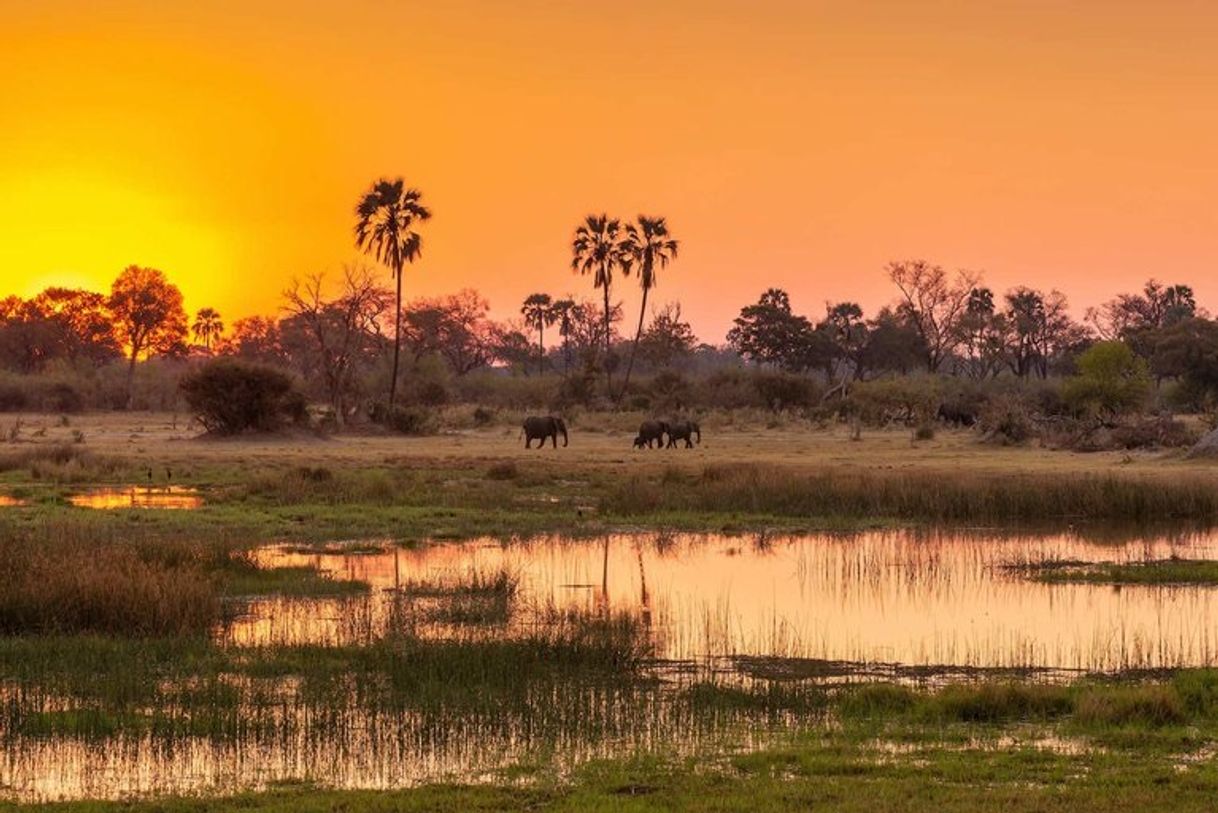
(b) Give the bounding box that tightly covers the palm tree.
[354,178,432,408]
[520,293,556,376]
[551,298,576,376]
[619,216,678,401]
[571,214,626,388]
[191,307,224,351]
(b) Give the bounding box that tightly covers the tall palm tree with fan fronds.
[354,178,431,408]
[619,216,679,401]
[571,214,626,388]
[521,293,556,375]
[191,307,224,352]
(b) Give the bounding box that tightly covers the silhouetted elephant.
[666,420,701,448]
[633,420,669,449]
[521,415,568,449]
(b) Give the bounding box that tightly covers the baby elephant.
[666,420,701,448]
[522,415,568,449]
[633,420,669,449]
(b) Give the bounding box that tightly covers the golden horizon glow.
[2,0,1217,341]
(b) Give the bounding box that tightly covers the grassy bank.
[12,670,1218,811]
[1026,558,1218,586]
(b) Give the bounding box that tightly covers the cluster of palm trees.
[520,293,578,376]
[571,214,679,400]
[352,175,678,407]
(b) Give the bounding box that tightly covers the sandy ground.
[2,410,1214,480]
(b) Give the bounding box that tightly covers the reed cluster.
[603,464,1218,523]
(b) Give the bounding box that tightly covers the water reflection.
[234,529,1218,672]
[0,679,778,803]
[68,486,202,510]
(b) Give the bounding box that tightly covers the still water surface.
[66,486,203,509]
[7,528,1218,802]
[239,529,1218,671]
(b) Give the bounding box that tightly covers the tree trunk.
[618,285,649,405]
[602,275,613,390]
[124,349,138,410]
[538,325,545,376]
[389,268,402,409]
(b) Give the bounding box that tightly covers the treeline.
[2,255,1217,439]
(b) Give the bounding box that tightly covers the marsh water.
[66,485,202,509]
[237,529,1218,671]
[8,527,1218,802]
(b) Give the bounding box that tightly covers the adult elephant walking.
[522,416,568,449]
[666,420,701,448]
[633,420,669,449]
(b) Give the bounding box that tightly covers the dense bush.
[1063,341,1151,417]
[751,370,821,412]
[376,404,437,435]
[850,376,940,426]
[180,360,308,435]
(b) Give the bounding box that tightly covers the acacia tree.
[619,216,679,401]
[886,259,981,372]
[108,265,188,406]
[192,307,224,351]
[520,293,556,375]
[354,178,431,409]
[571,214,626,387]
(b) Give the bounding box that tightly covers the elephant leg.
[524,436,533,449]
[685,438,693,448]
[551,433,558,448]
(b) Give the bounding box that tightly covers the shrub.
[180,360,308,435]
[0,383,28,412]
[850,376,941,426]
[977,401,1036,445]
[1062,341,1151,417]
[1110,416,1199,450]
[384,405,437,436]
[912,421,936,441]
[472,406,496,426]
[752,371,820,412]
[486,461,519,480]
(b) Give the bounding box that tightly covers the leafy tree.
[857,307,926,378]
[222,316,285,365]
[1089,279,1197,341]
[354,178,432,408]
[619,216,679,400]
[108,265,188,406]
[886,259,981,372]
[817,301,867,383]
[727,288,831,373]
[637,303,697,369]
[571,214,627,387]
[191,307,224,351]
[402,290,499,375]
[520,293,556,375]
[0,288,119,372]
[1063,340,1151,417]
[1148,318,1218,406]
[956,287,1006,380]
[29,288,120,366]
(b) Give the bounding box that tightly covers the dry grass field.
[3,409,1212,479]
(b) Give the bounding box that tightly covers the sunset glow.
[3,0,1217,338]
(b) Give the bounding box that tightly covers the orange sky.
[2,0,1217,342]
